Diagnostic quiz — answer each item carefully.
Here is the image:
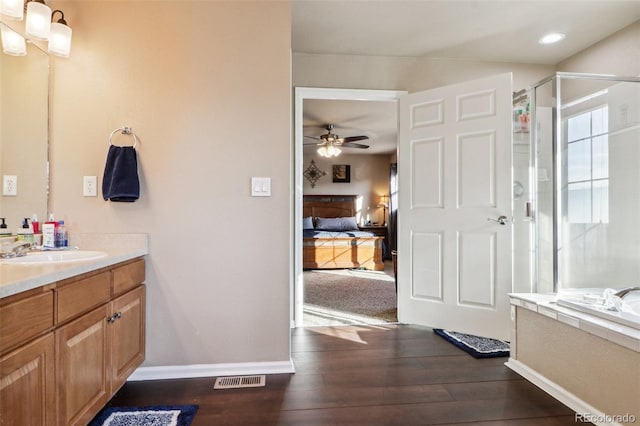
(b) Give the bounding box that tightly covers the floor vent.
[214,375,266,390]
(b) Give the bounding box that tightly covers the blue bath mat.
[434,328,510,358]
[88,404,198,426]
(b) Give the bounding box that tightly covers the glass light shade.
[1,23,26,55]
[25,1,51,40]
[1,0,24,20]
[48,21,71,57]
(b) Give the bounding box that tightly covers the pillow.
[302,216,314,230]
[315,216,359,231]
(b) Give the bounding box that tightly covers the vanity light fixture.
[0,22,25,55]
[538,32,566,45]
[0,0,23,20]
[48,9,71,57]
[0,0,72,57]
[25,0,51,40]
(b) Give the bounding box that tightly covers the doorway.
[293,87,407,327]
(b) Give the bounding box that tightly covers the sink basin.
[2,250,108,264]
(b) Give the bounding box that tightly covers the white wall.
[303,153,391,225]
[49,1,291,367]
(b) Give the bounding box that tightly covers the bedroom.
[301,97,398,325]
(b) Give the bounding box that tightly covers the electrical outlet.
[3,175,17,196]
[83,176,97,197]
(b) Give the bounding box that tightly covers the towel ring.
[109,127,139,148]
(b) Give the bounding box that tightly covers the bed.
[303,195,384,271]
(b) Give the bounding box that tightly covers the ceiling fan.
[304,124,369,157]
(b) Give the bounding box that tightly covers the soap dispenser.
[17,218,34,243]
[0,218,10,237]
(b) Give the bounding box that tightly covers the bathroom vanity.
[0,234,148,426]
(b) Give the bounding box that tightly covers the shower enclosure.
[513,73,640,302]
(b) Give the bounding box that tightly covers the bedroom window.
[566,105,609,224]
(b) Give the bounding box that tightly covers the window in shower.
[566,105,609,224]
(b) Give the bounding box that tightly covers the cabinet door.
[0,333,55,426]
[110,285,145,393]
[56,304,110,426]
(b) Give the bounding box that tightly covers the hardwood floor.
[100,324,586,425]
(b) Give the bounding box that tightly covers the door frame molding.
[292,87,407,327]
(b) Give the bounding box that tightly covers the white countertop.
[0,233,148,299]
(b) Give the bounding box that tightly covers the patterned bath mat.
[88,405,198,426]
[434,328,510,358]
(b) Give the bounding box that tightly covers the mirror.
[0,34,49,234]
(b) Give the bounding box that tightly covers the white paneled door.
[397,73,512,340]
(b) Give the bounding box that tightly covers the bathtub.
[508,293,640,426]
[555,288,640,331]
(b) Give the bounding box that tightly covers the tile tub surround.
[0,233,148,299]
[507,293,640,426]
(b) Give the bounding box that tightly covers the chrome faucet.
[0,241,33,258]
[613,286,640,299]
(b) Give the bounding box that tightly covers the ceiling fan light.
[1,22,26,55]
[25,0,52,40]
[317,146,329,157]
[1,0,24,20]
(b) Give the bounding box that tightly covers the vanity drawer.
[57,271,111,324]
[112,258,145,296]
[0,289,54,354]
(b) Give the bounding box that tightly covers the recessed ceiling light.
[538,32,566,45]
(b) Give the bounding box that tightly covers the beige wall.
[49,1,291,366]
[303,153,391,225]
[558,21,640,75]
[293,52,555,93]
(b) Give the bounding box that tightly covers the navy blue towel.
[102,145,140,202]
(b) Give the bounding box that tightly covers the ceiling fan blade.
[304,135,322,140]
[341,142,370,149]
[341,135,369,143]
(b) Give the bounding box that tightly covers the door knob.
[487,215,508,225]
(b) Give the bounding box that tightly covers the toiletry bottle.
[42,214,58,248]
[0,218,10,237]
[55,220,68,248]
[31,214,39,234]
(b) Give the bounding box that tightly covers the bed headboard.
[303,195,357,218]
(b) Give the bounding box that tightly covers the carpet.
[304,269,397,325]
[434,329,510,358]
[88,405,198,426]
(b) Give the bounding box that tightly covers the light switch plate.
[251,177,271,197]
[3,175,17,196]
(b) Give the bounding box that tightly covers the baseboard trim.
[505,358,624,426]
[128,359,296,382]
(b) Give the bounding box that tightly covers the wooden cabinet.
[110,285,145,395]
[0,257,146,426]
[56,285,146,426]
[56,304,111,426]
[0,333,56,426]
[0,286,55,426]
